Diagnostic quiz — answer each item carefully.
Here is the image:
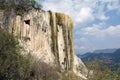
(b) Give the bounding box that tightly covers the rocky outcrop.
[0,9,88,79]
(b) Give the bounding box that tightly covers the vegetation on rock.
[85,59,120,80]
[0,0,42,15]
[0,28,33,80]
[0,28,61,80]
[62,71,82,80]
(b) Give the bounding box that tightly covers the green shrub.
[31,61,60,80]
[85,59,120,80]
[1,0,42,15]
[0,28,33,80]
[15,10,23,15]
[0,2,5,9]
[0,28,60,80]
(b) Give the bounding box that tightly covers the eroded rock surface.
[0,9,88,79]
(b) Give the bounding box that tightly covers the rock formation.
[0,9,88,79]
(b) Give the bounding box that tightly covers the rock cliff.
[0,9,88,79]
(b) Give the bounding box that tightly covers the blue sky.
[37,0,120,54]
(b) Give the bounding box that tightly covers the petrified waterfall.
[0,9,88,79]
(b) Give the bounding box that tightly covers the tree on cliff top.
[0,0,42,12]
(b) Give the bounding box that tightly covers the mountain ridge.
[93,48,118,54]
[78,48,120,71]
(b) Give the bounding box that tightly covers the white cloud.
[75,37,88,43]
[106,0,120,10]
[79,24,120,38]
[74,45,87,51]
[41,0,93,24]
[105,25,120,36]
[75,7,94,23]
[37,0,120,25]
[97,13,109,20]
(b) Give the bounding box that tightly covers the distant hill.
[93,48,117,54]
[78,48,120,70]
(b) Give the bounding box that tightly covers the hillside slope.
[79,48,120,70]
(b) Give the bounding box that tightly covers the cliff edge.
[0,9,88,79]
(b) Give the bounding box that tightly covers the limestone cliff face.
[0,9,88,79]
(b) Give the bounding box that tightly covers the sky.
[37,0,120,54]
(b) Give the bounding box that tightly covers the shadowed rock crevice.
[24,19,30,25]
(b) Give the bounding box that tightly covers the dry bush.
[30,60,60,80]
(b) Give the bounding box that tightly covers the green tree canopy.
[0,0,42,11]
